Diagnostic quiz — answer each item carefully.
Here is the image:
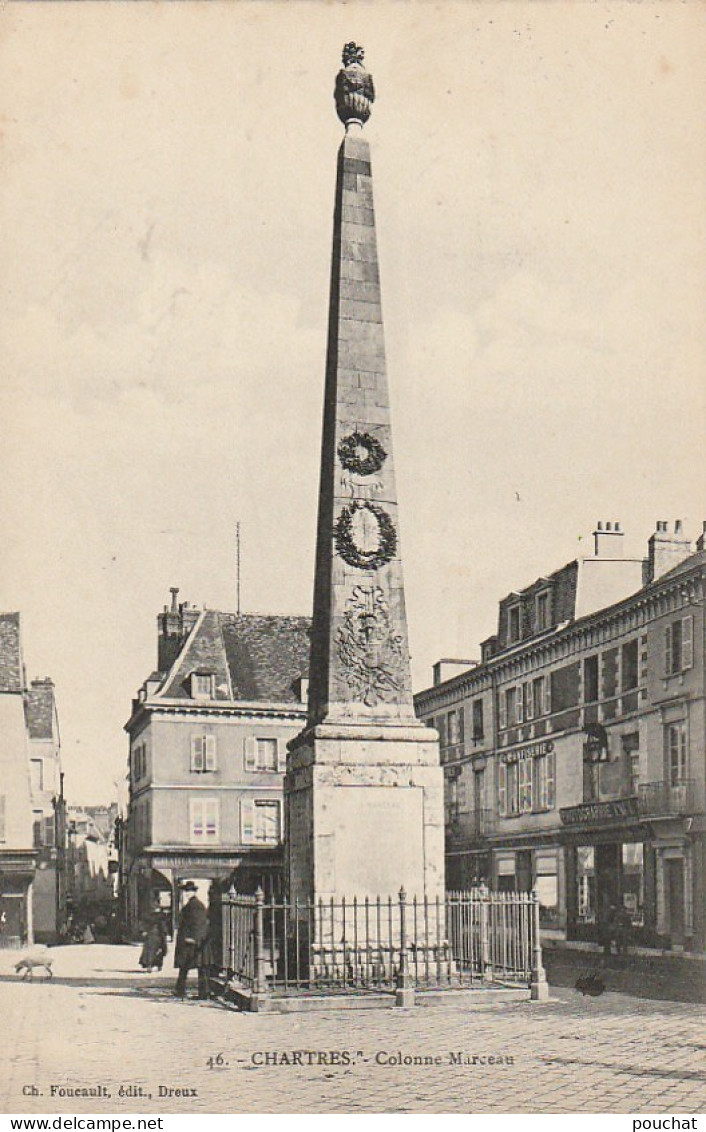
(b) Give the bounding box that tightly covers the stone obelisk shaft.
[287,46,443,907]
[308,125,415,727]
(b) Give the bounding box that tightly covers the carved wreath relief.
[334,431,396,571]
[335,585,404,706]
[334,432,403,703]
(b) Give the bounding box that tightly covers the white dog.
[14,945,54,980]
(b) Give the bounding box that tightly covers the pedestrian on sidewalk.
[614,903,632,957]
[139,905,168,972]
[174,882,211,1000]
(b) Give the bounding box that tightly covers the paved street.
[1,944,705,1115]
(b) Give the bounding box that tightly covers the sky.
[1,2,704,804]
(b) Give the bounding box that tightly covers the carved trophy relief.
[335,584,405,707]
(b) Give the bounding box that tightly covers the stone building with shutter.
[0,612,36,947]
[415,521,706,953]
[122,590,310,930]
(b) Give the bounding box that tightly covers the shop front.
[491,843,564,929]
[560,797,658,946]
[0,854,36,948]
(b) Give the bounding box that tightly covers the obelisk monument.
[286,44,444,906]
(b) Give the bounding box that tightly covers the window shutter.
[43,815,55,848]
[664,625,672,676]
[516,686,524,724]
[546,752,555,809]
[205,735,217,771]
[543,676,552,715]
[498,692,507,730]
[244,737,257,771]
[191,736,204,773]
[276,739,286,773]
[519,758,532,812]
[190,798,204,841]
[205,798,218,839]
[274,801,283,842]
[456,779,467,810]
[682,616,693,671]
[240,798,254,843]
[525,683,533,722]
[497,762,506,817]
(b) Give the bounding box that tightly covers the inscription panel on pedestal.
[322,785,424,897]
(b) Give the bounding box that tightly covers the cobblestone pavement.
[1,945,704,1115]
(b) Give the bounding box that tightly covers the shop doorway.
[666,858,685,947]
[596,843,620,925]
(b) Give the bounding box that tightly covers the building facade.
[26,678,67,941]
[122,590,309,930]
[414,521,706,952]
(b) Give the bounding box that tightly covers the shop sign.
[560,797,639,826]
[501,739,554,765]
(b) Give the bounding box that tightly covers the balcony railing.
[637,779,704,817]
[446,808,496,849]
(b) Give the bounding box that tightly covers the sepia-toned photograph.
[1,0,705,1118]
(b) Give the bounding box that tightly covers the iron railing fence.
[638,779,704,816]
[221,886,540,997]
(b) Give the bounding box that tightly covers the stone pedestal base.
[286,721,444,906]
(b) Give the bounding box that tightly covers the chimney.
[157,586,186,672]
[696,521,706,554]
[180,602,200,635]
[432,658,477,686]
[593,520,625,559]
[645,520,692,583]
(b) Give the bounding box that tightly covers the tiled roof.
[0,612,23,693]
[159,611,311,705]
[25,680,55,740]
[221,615,310,703]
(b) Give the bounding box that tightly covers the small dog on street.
[14,946,54,980]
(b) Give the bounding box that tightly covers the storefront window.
[576,846,596,923]
[621,842,644,925]
[495,853,516,892]
[536,850,559,927]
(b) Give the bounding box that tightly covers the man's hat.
[181,881,198,892]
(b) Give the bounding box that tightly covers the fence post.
[479,885,493,983]
[250,886,269,1012]
[529,887,549,1001]
[395,886,415,1007]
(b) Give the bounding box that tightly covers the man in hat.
[174,881,211,999]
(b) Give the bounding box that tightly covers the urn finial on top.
[335,42,375,129]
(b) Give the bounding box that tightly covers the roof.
[0,612,23,693]
[158,612,311,705]
[655,547,706,584]
[415,545,706,705]
[25,680,56,740]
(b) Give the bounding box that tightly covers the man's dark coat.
[174,895,212,970]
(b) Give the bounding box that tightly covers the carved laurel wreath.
[337,431,387,477]
[334,501,397,571]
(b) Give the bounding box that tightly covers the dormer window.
[536,591,550,632]
[508,604,522,643]
[191,672,214,700]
